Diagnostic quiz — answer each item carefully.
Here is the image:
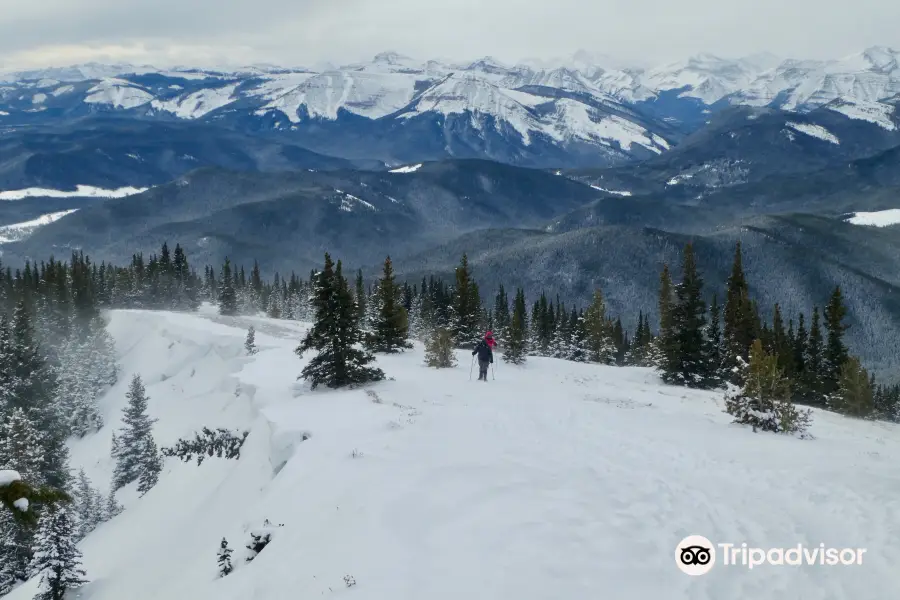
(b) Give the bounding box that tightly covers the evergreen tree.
[654,264,676,371]
[664,243,714,387]
[112,375,158,490]
[503,289,528,365]
[73,469,102,541]
[217,538,234,577]
[423,328,457,368]
[218,258,237,316]
[722,242,755,383]
[583,289,615,364]
[823,286,850,396]
[449,254,480,347]
[245,326,257,355]
[492,285,511,344]
[724,340,812,436]
[136,437,162,496]
[368,256,412,353]
[802,307,826,406]
[295,255,385,390]
[103,489,122,522]
[354,270,367,324]
[704,294,724,387]
[830,357,875,418]
[29,504,88,600]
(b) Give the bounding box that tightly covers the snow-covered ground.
[7,308,899,599]
[0,209,78,243]
[0,185,148,201]
[847,208,900,227]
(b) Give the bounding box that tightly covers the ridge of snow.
[590,185,632,196]
[389,163,422,173]
[0,185,149,200]
[150,83,240,119]
[3,308,897,600]
[847,208,900,227]
[0,469,21,487]
[0,209,79,243]
[786,121,840,144]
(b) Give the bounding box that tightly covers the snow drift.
[6,307,898,599]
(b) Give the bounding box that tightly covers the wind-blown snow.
[151,83,241,119]
[0,185,148,200]
[847,209,900,227]
[0,469,21,487]
[786,121,840,144]
[4,308,897,600]
[389,164,422,173]
[0,209,78,243]
[84,78,154,109]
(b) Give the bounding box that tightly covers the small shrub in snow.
[244,520,283,564]
[366,389,383,404]
[161,427,250,465]
[344,574,356,588]
[350,448,363,459]
[217,538,234,577]
[423,327,456,368]
[724,341,813,437]
[245,326,258,355]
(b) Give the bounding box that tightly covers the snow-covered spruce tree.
[829,356,875,418]
[73,469,103,541]
[217,538,234,577]
[136,437,162,497]
[245,325,258,355]
[823,286,850,398]
[367,257,412,353]
[722,242,756,384]
[295,255,385,390]
[29,504,88,600]
[492,285,511,347]
[423,327,457,368]
[664,243,715,388]
[582,289,616,365]
[112,374,158,490]
[448,254,481,348]
[218,258,238,316]
[502,288,528,365]
[724,340,812,436]
[102,488,122,522]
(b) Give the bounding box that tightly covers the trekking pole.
[469,355,475,380]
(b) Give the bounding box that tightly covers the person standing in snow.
[472,331,495,381]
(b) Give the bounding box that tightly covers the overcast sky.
[1,0,898,70]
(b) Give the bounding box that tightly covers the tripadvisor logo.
[675,535,867,575]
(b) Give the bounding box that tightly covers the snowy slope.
[0,209,78,243]
[847,209,900,227]
[0,185,148,200]
[6,308,899,600]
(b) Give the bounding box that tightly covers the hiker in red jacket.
[472,331,495,381]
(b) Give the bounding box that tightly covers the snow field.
[7,307,900,600]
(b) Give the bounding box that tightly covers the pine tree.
[664,243,713,387]
[503,289,528,365]
[112,375,158,490]
[724,340,812,436]
[73,469,102,541]
[449,254,480,347]
[217,538,234,577]
[295,255,385,390]
[722,242,755,383]
[136,436,162,497]
[829,356,875,418]
[245,326,257,355]
[655,264,676,371]
[218,258,237,316]
[492,284,511,345]
[354,270,367,325]
[802,307,826,406]
[583,289,615,364]
[823,286,850,397]
[29,504,88,600]
[103,489,122,521]
[368,256,412,353]
[423,328,457,368]
[704,294,724,387]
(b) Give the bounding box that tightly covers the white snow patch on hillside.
[590,184,632,196]
[847,208,900,227]
[0,110,9,116]
[5,308,899,600]
[389,163,422,173]
[150,83,240,119]
[51,84,75,96]
[786,121,840,144]
[84,78,154,109]
[31,93,46,104]
[0,185,148,200]
[0,209,78,243]
[0,469,21,487]
[828,99,897,131]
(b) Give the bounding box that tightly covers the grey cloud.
[1,0,899,69]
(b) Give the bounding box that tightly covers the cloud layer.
[1,0,899,69]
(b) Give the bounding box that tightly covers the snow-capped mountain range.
[0,47,898,168]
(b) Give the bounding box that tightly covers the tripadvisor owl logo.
[676,535,716,576]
